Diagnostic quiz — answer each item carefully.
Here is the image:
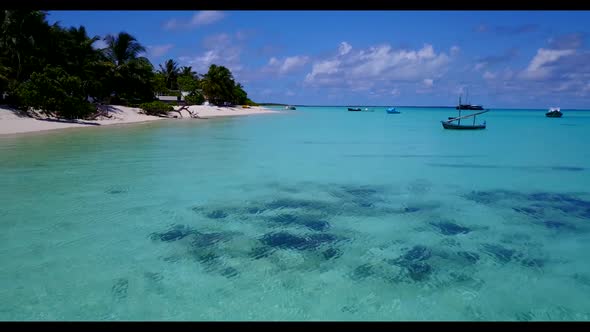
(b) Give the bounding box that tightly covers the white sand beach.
[169,105,278,119]
[0,104,278,136]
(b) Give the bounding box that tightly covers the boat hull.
[441,121,486,130]
[386,110,400,114]
[546,112,562,118]
[348,108,362,112]
[456,105,484,111]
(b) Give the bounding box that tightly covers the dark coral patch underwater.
[387,245,434,282]
[267,213,331,231]
[150,225,195,242]
[430,220,471,236]
[259,231,341,251]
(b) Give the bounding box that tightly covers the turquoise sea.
[1,106,590,321]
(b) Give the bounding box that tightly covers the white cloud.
[266,55,310,75]
[164,11,225,30]
[338,42,352,56]
[391,88,400,96]
[304,43,451,88]
[148,44,174,57]
[528,49,575,71]
[92,39,107,50]
[285,90,296,96]
[521,48,575,80]
[179,47,241,75]
[203,33,231,48]
[178,32,244,76]
[191,11,224,25]
[423,78,434,87]
[554,82,572,92]
[483,71,496,80]
[305,59,341,82]
[474,62,486,71]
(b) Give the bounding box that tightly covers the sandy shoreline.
[0,104,279,136]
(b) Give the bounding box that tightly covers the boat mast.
[458,95,462,124]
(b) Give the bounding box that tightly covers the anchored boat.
[546,107,562,118]
[441,109,489,130]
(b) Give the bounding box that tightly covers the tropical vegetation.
[0,10,257,120]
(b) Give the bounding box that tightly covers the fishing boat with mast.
[455,89,484,110]
[441,94,489,130]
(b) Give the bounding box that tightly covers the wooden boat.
[441,110,488,130]
[348,107,362,112]
[442,120,486,130]
[546,107,562,118]
[285,105,296,110]
[386,107,400,114]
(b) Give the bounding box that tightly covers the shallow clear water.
[1,106,589,321]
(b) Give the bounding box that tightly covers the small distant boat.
[285,105,296,110]
[348,107,362,112]
[386,107,400,114]
[456,104,484,111]
[455,91,484,110]
[546,107,562,118]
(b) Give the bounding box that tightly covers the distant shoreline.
[265,105,590,111]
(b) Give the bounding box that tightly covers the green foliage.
[185,92,205,105]
[152,73,167,95]
[201,64,235,106]
[103,32,145,66]
[139,101,173,116]
[200,65,256,106]
[158,59,179,90]
[0,10,258,117]
[17,65,96,119]
[101,33,153,104]
[232,83,248,105]
[177,75,199,93]
[166,89,181,97]
[244,99,258,106]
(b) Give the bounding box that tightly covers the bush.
[17,66,96,119]
[139,101,173,116]
[244,99,258,106]
[185,92,205,105]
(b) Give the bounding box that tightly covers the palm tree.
[102,32,152,101]
[158,59,180,90]
[0,10,49,81]
[103,32,145,67]
[59,26,101,98]
[180,66,198,79]
[67,26,100,62]
[200,64,235,105]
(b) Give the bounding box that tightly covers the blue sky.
[47,11,590,108]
